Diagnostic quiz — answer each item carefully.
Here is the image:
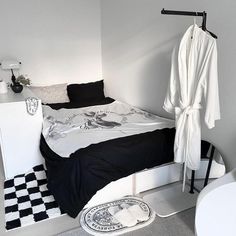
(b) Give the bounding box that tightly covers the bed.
[39,80,177,218]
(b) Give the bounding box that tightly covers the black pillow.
[67,80,105,103]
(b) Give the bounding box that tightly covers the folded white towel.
[108,202,150,228]
[108,206,120,216]
[113,208,137,227]
[108,206,137,227]
[127,205,149,222]
[120,203,149,222]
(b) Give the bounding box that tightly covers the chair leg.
[204,146,215,187]
[189,170,195,194]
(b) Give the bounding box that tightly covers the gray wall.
[101,0,236,171]
[0,0,102,85]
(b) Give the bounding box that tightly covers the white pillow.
[30,83,69,104]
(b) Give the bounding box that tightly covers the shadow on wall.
[104,34,181,119]
[122,35,181,118]
[102,12,183,118]
[137,36,180,118]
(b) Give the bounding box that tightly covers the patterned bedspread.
[42,101,175,157]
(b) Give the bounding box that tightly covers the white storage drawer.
[0,89,43,179]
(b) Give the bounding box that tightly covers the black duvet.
[40,99,175,218]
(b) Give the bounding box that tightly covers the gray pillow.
[30,83,69,104]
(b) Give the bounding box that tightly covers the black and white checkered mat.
[4,164,64,230]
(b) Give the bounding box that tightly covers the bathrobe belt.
[174,103,202,191]
[175,104,202,116]
[174,103,202,151]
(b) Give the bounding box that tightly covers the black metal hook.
[161,8,217,39]
[202,11,207,31]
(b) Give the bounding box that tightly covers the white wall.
[0,0,102,85]
[1,0,236,171]
[101,0,236,171]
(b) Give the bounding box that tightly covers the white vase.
[0,80,8,94]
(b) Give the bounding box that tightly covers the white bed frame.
[86,163,182,208]
[86,158,225,209]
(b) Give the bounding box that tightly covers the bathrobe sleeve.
[163,47,179,114]
[204,41,221,129]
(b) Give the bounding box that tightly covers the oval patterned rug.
[80,197,155,235]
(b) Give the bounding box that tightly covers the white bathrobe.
[163,24,220,171]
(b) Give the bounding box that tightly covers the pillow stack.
[30,80,106,106]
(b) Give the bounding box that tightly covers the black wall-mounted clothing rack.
[161,8,218,194]
[161,8,217,39]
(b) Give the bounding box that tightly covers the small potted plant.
[11,75,31,93]
[16,75,31,86]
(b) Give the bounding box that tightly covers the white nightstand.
[0,88,44,179]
